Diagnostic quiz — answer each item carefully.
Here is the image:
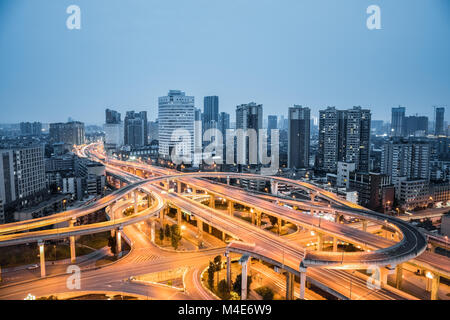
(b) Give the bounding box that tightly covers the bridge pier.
[225,252,231,290]
[209,194,215,209]
[277,217,282,235]
[239,255,251,300]
[226,176,230,185]
[38,240,46,278]
[395,264,403,289]
[159,206,165,226]
[335,213,342,223]
[116,227,122,257]
[197,220,203,247]
[317,233,324,251]
[270,180,278,196]
[133,190,138,215]
[177,207,182,226]
[256,211,261,227]
[362,220,367,232]
[227,201,234,215]
[332,237,338,252]
[69,218,76,263]
[285,272,295,300]
[299,264,307,300]
[176,181,181,194]
[431,273,440,300]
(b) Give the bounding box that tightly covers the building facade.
[288,105,310,169]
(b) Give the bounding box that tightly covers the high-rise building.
[0,145,46,223]
[317,106,371,173]
[381,138,430,185]
[105,109,121,124]
[405,115,428,136]
[124,111,148,147]
[348,172,394,213]
[158,90,195,161]
[434,106,445,136]
[268,115,278,132]
[193,108,203,166]
[148,120,159,143]
[288,106,310,169]
[391,106,406,137]
[104,109,124,151]
[235,102,263,165]
[20,122,42,136]
[49,121,85,146]
[203,96,219,133]
[218,112,230,136]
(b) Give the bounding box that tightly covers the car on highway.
[27,264,39,270]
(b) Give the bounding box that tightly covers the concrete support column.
[240,255,251,300]
[277,217,282,235]
[177,207,182,226]
[209,194,215,209]
[286,272,294,300]
[221,231,226,242]
[317,233,323,251]
[228,201,234,215]
[133,190,138,215]
[395,264,403,289]
[176,181,181,194]
[362,220,367,232]
[333,237,338,252]
[116,227,122,256]
[208,225,212,234]
[38,240,46,278]
[270,180,278,196]
[379,267,389,288]
[431,274,440,300]
[197,220,203,247]
[251,211,255,225]
[226,252,231,290]
[256,212,261,227]
[226,176,230,185]
[69,218,76,263]
[166,178,170,191]
[192,187,196,195]
[147,193,152,208]
[299,264,307,300]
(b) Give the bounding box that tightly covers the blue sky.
[0,0,449,124]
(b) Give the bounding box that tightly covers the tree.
[108,235,117,255]
[233,273,252,296]
[217,279,230,299]
[170,224,181,250]
[229,291,240,300]
[165,224,171,238]
[255,286,274,300]
[213,255,222,287]
[159,227,164,242]
[207,261,215,289]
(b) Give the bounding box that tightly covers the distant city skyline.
[1,0,449,124]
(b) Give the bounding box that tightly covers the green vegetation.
[170,224,181,250]
[233,273,252,297]
[78,232,110,249]
[255,286,274,300]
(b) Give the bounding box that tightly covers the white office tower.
[158,90,195,163]
[193,108,203,167]
[235,102,263,165]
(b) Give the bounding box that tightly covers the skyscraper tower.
[434,106,445,136]
[158,90,195,162]
[288,106,310,169]
[203,96,219,133]
[318,106,371,173]
[391,106,406,137]
[124,111,148,147]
